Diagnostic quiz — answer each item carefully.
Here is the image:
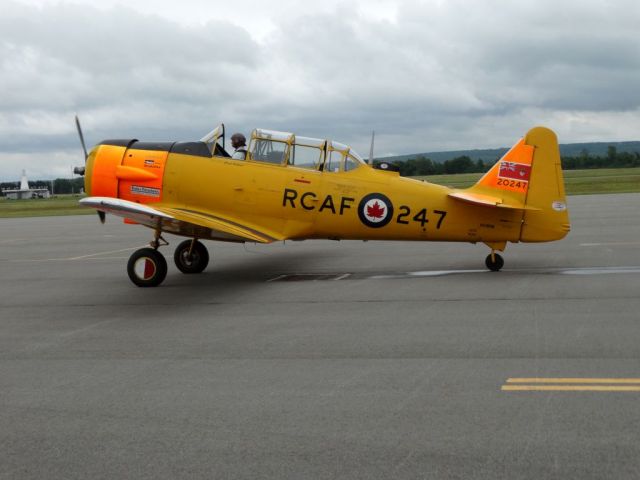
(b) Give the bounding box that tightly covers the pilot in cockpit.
[231,133,247,160]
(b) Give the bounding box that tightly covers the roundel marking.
[358,193,394,228]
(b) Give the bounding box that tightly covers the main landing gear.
[127,248,168,287]
[126,232,210,287]
[484,242,506,272]
[174,239,209,274]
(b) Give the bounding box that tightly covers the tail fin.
[452,126,570,242]
[519,127,570,241]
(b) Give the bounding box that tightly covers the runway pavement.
[1,193,639,479]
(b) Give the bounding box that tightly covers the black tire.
[485,253,504,272]
[127,248,168,287]
[174,240,209,274]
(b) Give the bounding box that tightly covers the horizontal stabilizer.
[448,191,539,211]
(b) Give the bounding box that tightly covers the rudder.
[519,127,570,242]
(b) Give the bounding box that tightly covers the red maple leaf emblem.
[366,201,386,219]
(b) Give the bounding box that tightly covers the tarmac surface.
[1,193,639,479]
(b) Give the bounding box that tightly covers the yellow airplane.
[74,120,570,287]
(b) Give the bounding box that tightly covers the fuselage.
[85,139,526,244]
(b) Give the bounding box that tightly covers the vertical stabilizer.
[463,126,570,242]
[519,127,570,242]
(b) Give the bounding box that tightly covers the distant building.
[2,170,50,200]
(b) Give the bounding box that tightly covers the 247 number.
[396,206,447,229]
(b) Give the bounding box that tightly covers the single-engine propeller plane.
[74,119,570,287]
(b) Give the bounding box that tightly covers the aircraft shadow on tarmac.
[163,250,640,287]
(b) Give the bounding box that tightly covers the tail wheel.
[485,253,504,272]
[127,248,168,287]
[174,240,209,274]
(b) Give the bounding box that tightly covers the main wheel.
[485,253,504,272]
[174,239,209,274]
[127,248,168,287]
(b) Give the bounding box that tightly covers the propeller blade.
[75,115,88,161]
[368,130,375,164]
[98,211,106,224]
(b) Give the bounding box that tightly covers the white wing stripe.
[79,197,174,219]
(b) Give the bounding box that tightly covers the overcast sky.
[1,0,639,180]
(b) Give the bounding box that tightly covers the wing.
[79,197,283,243]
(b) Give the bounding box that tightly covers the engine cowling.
[86,140,169,205]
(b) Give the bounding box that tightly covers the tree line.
[385,145,640,177]
[384,156,487,176]
[560,146,640,170]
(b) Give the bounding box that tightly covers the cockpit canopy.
[248,128,366,172]
[199,124,366,172]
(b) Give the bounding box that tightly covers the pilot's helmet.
[231,133,246,146]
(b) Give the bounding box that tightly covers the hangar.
[2,170,50,200]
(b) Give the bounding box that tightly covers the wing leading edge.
[79,197,282,243]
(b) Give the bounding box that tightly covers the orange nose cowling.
[91,144,126,198]
[90,142,167,204]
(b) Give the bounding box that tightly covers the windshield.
[200,124,225,154]
[324,141,365,172]
[349,149,365,163]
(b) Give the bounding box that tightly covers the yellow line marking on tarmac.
[66,246,148,260]
[502,385,640,392]
[507,378,640,384]
[9,245,148,262]
[0,238,25,245]
[503,378,640,392]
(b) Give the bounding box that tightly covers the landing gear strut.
[174,239,209,274]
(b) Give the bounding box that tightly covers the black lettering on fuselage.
[300,192,317,210]
[340,197,354,215]
[282,189,357,216]
[283,188,298,207]
[319,195,336,214]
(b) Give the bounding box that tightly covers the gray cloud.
[1,0,639,179]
